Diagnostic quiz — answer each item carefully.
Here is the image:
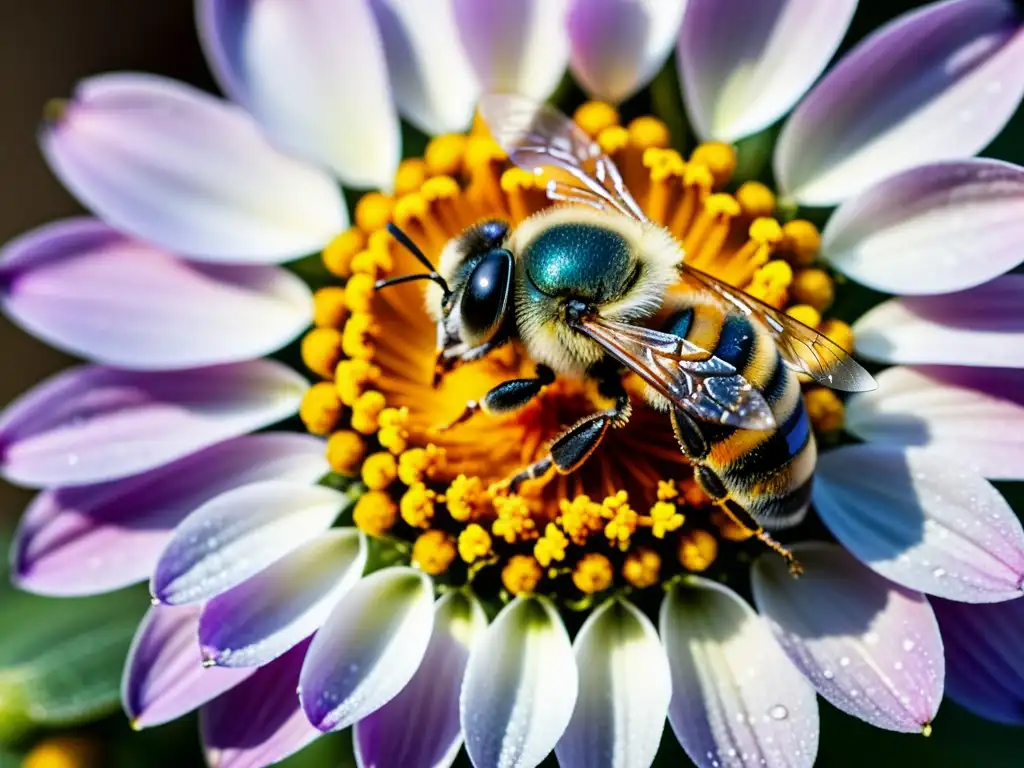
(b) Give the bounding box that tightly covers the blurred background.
[0,1,1021,766]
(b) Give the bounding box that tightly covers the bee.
[375,95,875,570]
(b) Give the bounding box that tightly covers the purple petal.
[41,73,346,263]
[196,0,399,188]
[752,543,944,733]
[123,604,253,729]
[201,639,319,768]
[0,218,312,370]
[776,0,1024,205]
[845,366,1024,481]
[815,444,1024,602]
[152,482,351,606]
[568,0,687,104]
[659,578,819,768]
[932,597,1024,725]
[368,0,479,134]
[0,361,306,488]
[12,433,327,597]
[679,0,858,142]
[354,591,488,768]
[452,0,570,101]
[854,275,1024,367]
[299,568,434,733]
[199,529,366,668]
[822,159,1024,294]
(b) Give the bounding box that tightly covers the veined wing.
[679,264,877,392]
[577,317,776,431]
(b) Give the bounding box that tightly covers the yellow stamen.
[745,260,794,308]
[574,101,619,138]
[398,444,447,485]
[336,359,381,407]
[719,217,783,286]
[377,406,410,454]
[301,328,344,380]
[349,246,393,279]
[353,491,397,536]
[341,312,378,360]
[690,142,736,188]
[412,529,457,575]
[361,452,398,491]
[351,390,386,435]
[679,529,718,571]
[820,318,854,353]
[597,124,630,156]
[395,158,429,197]
[805,388,846,433]
[400,482,436,528]
[603,492,638,551]
[623,548,661,589]
[355,192,394,232]
[684,193,741,269]
[312,287,349,329]
[492,495,537,543]
[791,268,835,311]
[782,219,821,266]
[787,304,822,329]
[558,495,604,545]
[23,736,99,768]
[648,501,684,539]
[656,480,679,502]
[534,522,569,567]
[501,167,549,225]
[458,523,492,563]
[465,135,508,213]
[344,273,376,314]
[447,474,488,522]
[736,181,776,218]
[425,134,468,177]
[668,163,714,236]
[326,430,366,475]
[323,228,366,278]
[572,553,614,594]
[502,554,542,595]
[642,148,686,225]
[628,116,670,152]
[299,382,342,436]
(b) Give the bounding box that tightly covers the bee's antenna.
[379,223,452,300]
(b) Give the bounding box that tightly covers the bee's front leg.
[434,364,556,433]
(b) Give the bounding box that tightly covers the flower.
[3,2,1024,768]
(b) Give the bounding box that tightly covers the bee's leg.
[435,364,555,433]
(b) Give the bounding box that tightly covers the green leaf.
[0,587,146,745]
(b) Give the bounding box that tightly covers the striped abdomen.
[660,298,816,529]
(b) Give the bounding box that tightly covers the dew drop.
[839,656,851,667]
[823,669,835,680]
[903,639,916,652]
[768,705,789,721]
[932,567,947,578]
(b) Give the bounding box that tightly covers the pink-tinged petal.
[854,275,1024,367]
[41,73,345,263]
[555,598,671,768]
[932,597,1024,725]
[846,366,1024,481]
[354,591,488,768]
[201,639,319,768]
[822,160,1024,294]
[196,0,399,188]
[0,218,312,370]
[0,360,306,488]
[452,0,570,102]
[678,0,857,142]
[659,578,819,768]
[152,482,351,606]
[815,444,1024,602]
[775,0,1024,206]
[123,604,254,729]
[199,529,366,668]
[568,0,687,104]
[369,0,479,134]
[299,568,434,732]
[460,595,578,768]
[753,543,944,733]
[12,433,328,597]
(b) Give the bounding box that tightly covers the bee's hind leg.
[434,364,556,433]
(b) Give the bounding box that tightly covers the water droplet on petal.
[903,639,916,652]
[839,656,851,667]
[768,704,789,721]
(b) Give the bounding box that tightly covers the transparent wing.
[679,265,877,392]
[478,93,647,222]
[578,317,776,431]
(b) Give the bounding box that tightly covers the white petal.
[460,595,578,768]
[660,578,819,768]
[555,598,670,768]
[151,482,351,605]
[299,567,435,732]
[679,0,858,142]
[845,366,1024,481]
[568,0,687,104]
[753,543,944,733]
[854,276,1024,367]
[452,0,571,101]
[815,444,1024,602]
[822,159,1024,295]
[369,0,479,134]
[41,73,346,263]
[197,0,400,188]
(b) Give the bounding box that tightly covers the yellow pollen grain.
[344,273,376,314]
[400,482,436,528]
[603,492,638,551]
[656,480,679,502]
[412,529,457,575]
[805,388,846,433]
[648,501,685,539]
[458,523,492,563]
[336,358,381,407]
[745,259,794,308]
[623,548,661,589]
[534,523,569,567]
[627,116,670,151]
[447,474,488,522]
[299,382,342,436]
[573,101,620,137]
[341,312,378,360]
[736,181,776,218]
[322,228,366,278]
[572,553,614,594]
[597,124,630,155]
[425,134,468,177]
[749,216,784,246]
[820,318,854,353]
[355,192,394,232]
[395,158,429,197]
[787,304,821,329]
[398,444,447,486]
[377,406,410,454]
[492,494,537,543]
[326,430,366,475]
[690,142,736,188]
[557,494,604,545]
[782,219,821,266]
[679,529,718,571]
[351,390,386,435]
[23,737,99,768]
[361,451,398,490]
[502,554,542,595]
[353,491,397,536]
[312,287,350,329]
[301,328,344,380]
[791,268,835,311]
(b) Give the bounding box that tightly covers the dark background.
[0,1,1021,766]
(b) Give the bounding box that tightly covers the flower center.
[298,103,852,603]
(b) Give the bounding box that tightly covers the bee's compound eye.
[460,248,513,345]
